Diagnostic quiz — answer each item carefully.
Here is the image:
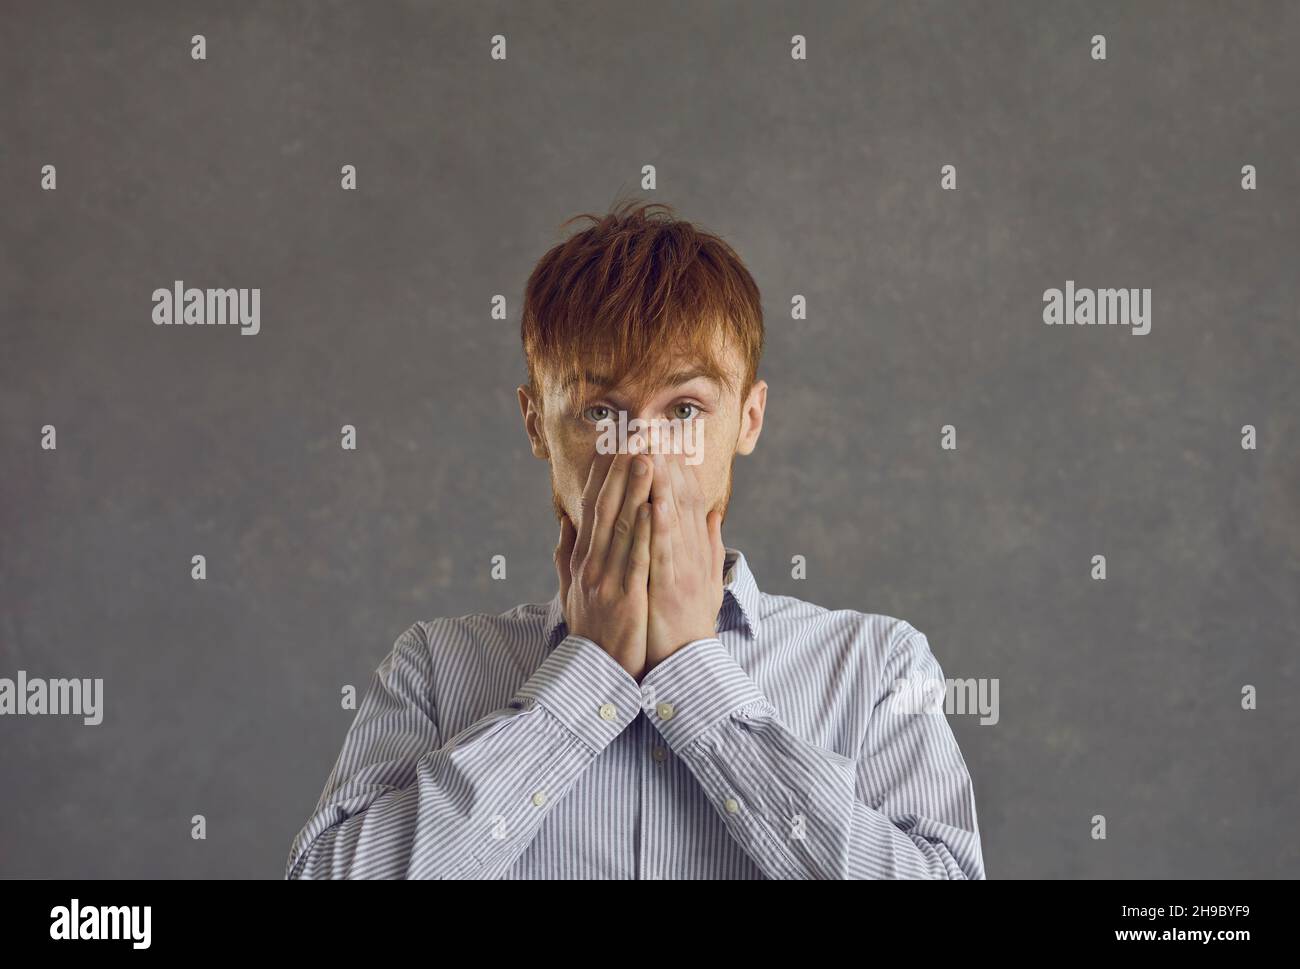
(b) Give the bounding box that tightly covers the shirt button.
[598,702,617,721]
[652,746,667,762]
[531,791,547,807]
[656,701,675,721]
[724,797,740,814]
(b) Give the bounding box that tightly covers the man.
[285,200,985,879]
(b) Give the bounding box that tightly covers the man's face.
[518,333,767,532]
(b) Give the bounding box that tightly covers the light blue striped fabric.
[286,548,985,879]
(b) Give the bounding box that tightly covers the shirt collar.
[543,546,762,651]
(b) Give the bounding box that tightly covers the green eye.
[673,403,702,420]
[584,405,614,423]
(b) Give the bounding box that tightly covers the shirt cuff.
[638,637,769,750]
[512,633,643,753]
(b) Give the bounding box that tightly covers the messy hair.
[521,198,764,411]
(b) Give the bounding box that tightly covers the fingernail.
[632,458,647,476]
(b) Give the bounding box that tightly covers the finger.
[707,508,725,584]
[670,455,706,558]
[574,450,615,573]
[591,452,633,573]
[554,515,576,602]
[624,501,652,593]
[650,477,676,589]
[650,451,681,541]
[607,454,653,576]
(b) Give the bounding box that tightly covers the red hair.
[521,199,764,410]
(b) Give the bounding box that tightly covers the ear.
[517,384,550,459]
[734,378,767,456]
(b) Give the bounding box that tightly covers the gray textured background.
[2,0,1297,879]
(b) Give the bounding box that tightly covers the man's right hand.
[554,449,654,680]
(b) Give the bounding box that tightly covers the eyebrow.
[562,369,718,393]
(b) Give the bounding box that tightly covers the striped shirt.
[285,548,985,879]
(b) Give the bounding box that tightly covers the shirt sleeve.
[285,623,642,879]
[637,629,986,879]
